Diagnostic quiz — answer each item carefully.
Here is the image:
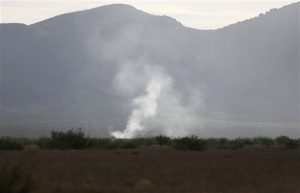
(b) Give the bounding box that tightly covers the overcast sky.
[0,0,298,29]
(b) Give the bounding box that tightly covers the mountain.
[0,3,299,137]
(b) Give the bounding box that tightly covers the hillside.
[0,3,299,137]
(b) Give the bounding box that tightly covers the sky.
[0,0,298,29]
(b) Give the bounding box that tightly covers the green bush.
[107,139,138,149]
[229,138,247,150]
[0,138,23,150]
[2,133,299,151]
[275,136,290,144]
[253,137,275,148]
[241,138,254,146]
[35,137,52,149]
[155,135,171,145]
[205,138,218,146]
[50,128,88,149]
[120,139,138,149]
[285,140,298,149]
[131,138,156,146]
[86,138,110,149]
[87,138,139,149]
[216,138,230,149]
[0,165,35,193]
[275,136,298,149]
[106,140,120,149]
[174,135,207,151]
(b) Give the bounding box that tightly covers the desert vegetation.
[0,129,299,151]
[0,165,35,193]
[0,129,300,193]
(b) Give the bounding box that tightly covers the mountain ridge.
[0,2,299,137]
[1,2,298,31]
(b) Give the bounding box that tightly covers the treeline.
[0,129,299,151]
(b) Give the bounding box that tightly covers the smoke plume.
[110,62,206,138]
[111,76,169,138]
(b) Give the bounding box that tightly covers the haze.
[0,2,299,138]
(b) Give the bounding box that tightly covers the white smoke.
[152,88,206,137]
[111,76,170,138]
[110,62,206,138]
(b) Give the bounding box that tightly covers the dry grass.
[0,147,299,193]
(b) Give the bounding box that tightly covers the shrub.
[253,137,275,148]
[285,140,298,149]
[0,138,23,150]
[275,136,298,149]
[205,138,218,146]
[105,139,138,149]
[86,138,110,149]
[87,138,139,149]
[120,139,138,149]
[229,138,247,150]
[50,128,88,149]
[106,140,120,149]
[0,165,35,193]
[36,137,52,149]
[241,138,254,146]
[216,138,230,149]
[275,136,291,144]
[174,135,207,151]
[155,135,171,145]
[131,138,156,146]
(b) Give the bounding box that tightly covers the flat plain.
[1,147,300,193]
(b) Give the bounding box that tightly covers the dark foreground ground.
[1,147,300,193]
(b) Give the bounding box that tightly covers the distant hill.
[0,3,299,137]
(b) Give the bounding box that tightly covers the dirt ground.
[1,147,300,193]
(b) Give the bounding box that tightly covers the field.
[1,147,300,193]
